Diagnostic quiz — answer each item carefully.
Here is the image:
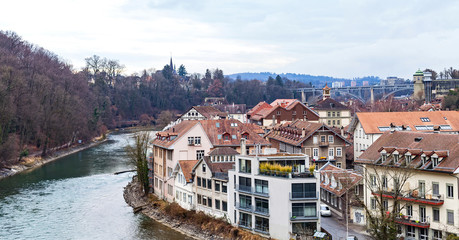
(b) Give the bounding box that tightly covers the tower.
[413,69,425,101]
[322,83,331,100]
[423,71,432,104]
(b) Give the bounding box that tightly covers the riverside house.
[228,144,321,240]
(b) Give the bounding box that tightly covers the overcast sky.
[1,0,459,79]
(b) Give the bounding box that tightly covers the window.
[197,194,202,204]
[320,135,326,143]
[255,179,269,195]
[328,135,334,143]
[327,112,331,117]
[433,230,442,240]
[420,205,426,222]
[194,136,201,145]
[215,181,221,191]
[242,133,249,139]
[277,111,280,115]
[337,112,340,117]
[239,158,251,173]
[406,205,412,217]
[196,150,205,160]
[336,147,342,157]
[207,179,212,190]
[292,110,296,115]
[202,178,207,188]
[239,212,252,228]
[291,183,316,198]
[215,199,220,210]
[223,134,230,141]
[255,198,269,214]
[202,163,206,173]
[336,162,342,168]
[293,222,316,234]
[167,167,173,177]
[313,136,318,144]
[420,117,430,122]
[328,120,331,125]
[167,150,172,160]
[406,226,415,237]
[303,110,307,115]
[328,148,334,157]
[239,194,252,209]
[216,122,220,128]
[188,137,194,145]
[432,157,439,167]
[208,197,212,207]
[188,194,193,204]
[313,148,319,158]
[383,200,388,211]
[332,120,336,125]
[202,197,207,206]
[182,192,186,202]
[197,177,202,187]
[292,203,316,217]
[433,208,440,222]
[222,183,227,193]
[168,184,173,196]
[448,210,454,225]
[337,120,340,125]
[419,181,425,198]
[370,174,376,187]
[382,175,388,189]
[222,201,227,212]
[255,216,269,233]
[433,182,439,196]
[447,184,454,198]
[332,112,336,117]
[239,176,251,192]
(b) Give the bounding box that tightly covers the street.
[321,215,371,240]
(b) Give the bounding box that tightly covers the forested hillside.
[0,31,307,166]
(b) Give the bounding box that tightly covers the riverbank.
[124,177,267,240]
[0,138,108,180]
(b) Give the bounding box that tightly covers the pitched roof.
[178,160,199,182]
[247,101,271,116]
[192,106,227,119]
[313,98,350,111]
[319,163,362,197]
[199,119,270,147]
[248,99,319,121]
[152,120,199,148]
[193,156,234,180]
[354,111,459,134]
[265,120,351,146]
[208,147,239,156]
[356,131,459,173]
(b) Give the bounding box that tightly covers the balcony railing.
[290,191,318,200]
[238,220,252,230]
[254,206,269,216]
[259,169,314,179]
[290,211,318,221]
[395,216,430,229]
[253,188,269,197]
[236,184,253,194]
[236,202,253,212]
[372,191,444,206]
[254,224,269,235]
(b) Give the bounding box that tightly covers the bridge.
[293,84,414,103]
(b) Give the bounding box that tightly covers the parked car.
[347,236,358,240]
[320,204,331,217]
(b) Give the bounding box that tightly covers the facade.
[312,84,352,128]
[213,103,248,123]
[150,119,270,202]
[247,99,319,127]
[265,120,351,169]
[350,111,459,160]
[319,162,363,218]
[180,106,227,121]
[193,156,233,218]
[173,160,198,210]
[356,131,459,239]
[228,149,321,239]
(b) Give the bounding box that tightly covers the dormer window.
[242,133,249,139]
[381,153,387,162]
[421,155,428,165]
[223,133,230,141]
[202,164,206,173]
[432,157,439,168]
[405,155,412,163]
[393,154,399,162]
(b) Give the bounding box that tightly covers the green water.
[0,132,191,240]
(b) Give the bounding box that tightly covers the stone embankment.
[124,177,266,240]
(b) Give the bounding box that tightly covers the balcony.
[395,216,430,229]
[236,202,253,213]
[254,206,269,216]
[290,191,318,200]
[290,212,319,221]
[372,191,444,206]
[253,189,269,198]
[236,184,253,194]
[319,141,329,147]
[254,224,270,235]
[259,169,314,179]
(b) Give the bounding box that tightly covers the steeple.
[170,56,173,71]
[322,83,331,100]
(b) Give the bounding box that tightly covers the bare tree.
[125,132,150,195]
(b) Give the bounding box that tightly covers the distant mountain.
[226,72,381,87]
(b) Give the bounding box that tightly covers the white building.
[349,111,459,160]
[228,146,321,239]
[172,160,198,210]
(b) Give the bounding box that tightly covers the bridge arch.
[381,87,413,100]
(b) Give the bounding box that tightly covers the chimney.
[302,128,306,138]
[240,138,247,156]
[341,126,344,137]
[172,128,175,132]
[390,123,395,133]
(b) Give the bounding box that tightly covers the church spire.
[322,83,331,100]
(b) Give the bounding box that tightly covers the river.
[0,132,191,240]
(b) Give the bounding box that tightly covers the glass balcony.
[372,191,444,206]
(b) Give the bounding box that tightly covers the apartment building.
[312,84,352,128]
[265,120,350,169]
[350,111,459,160]
[172,160,198,210]
[356,131,459,239]
[228,147,321,239]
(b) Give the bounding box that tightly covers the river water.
[0,132,191,240]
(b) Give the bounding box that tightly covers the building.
[356,131,459,239]
[413,70,425,101]
[193,155,233,218]
[265,120,351,169]
[173,160,198,210]
[213,103,248,123]
[247,99,319,127]
[228,147,321,239]
[312,84,352,128]
[180,106,227,121]
[380,77,405,86]
[150,119,270,202]
[349,111,459,160]
[319,162,363,219]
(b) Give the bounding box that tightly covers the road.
[321,215,371,240]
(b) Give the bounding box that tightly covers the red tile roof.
[192,106,227,119]
[320,163,362,197]
[314,98,350,111]
[178,160,199,182]
[152,120,199,148]
[248,99,319,121]
[356,131,459,173]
